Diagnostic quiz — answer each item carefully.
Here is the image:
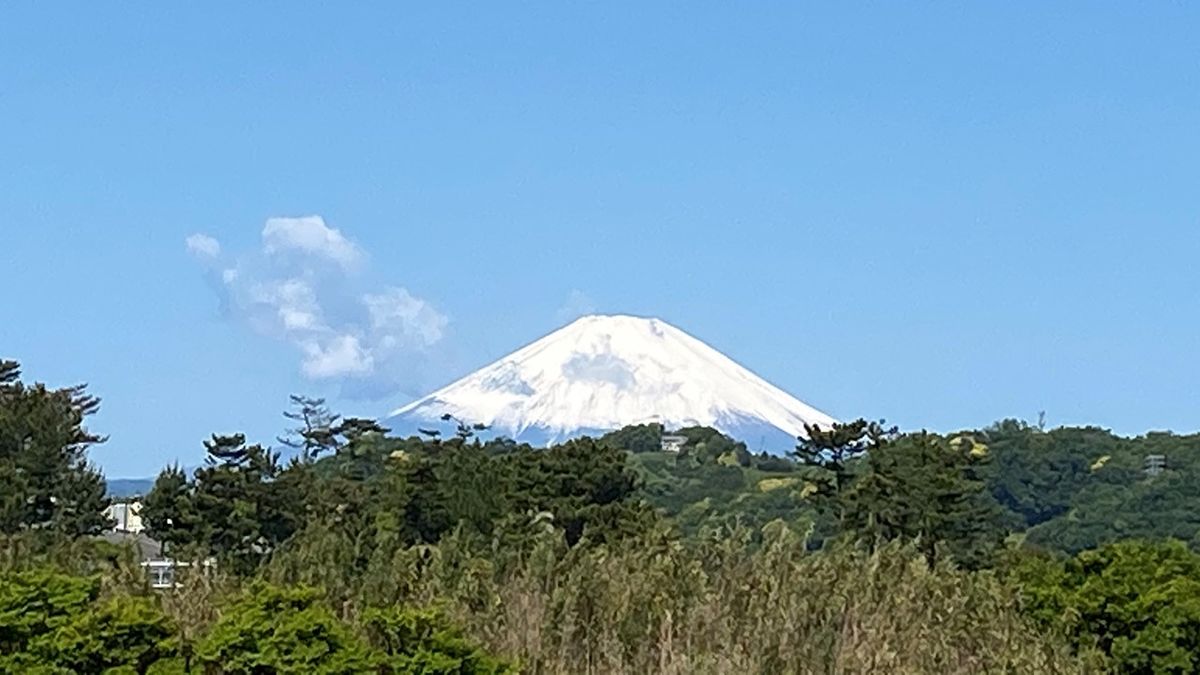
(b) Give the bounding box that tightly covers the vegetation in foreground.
[4,358,1200,673]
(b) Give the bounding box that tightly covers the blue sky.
[3,4,1198,477]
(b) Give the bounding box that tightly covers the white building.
[661,434,688,453]
[105,500,145,533]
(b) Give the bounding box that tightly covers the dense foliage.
[1007,541,1200,674]
[0,569,179,673]
[5,358,1200,673]
[0,359,109,536]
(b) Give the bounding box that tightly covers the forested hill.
[617,421,1200,556]
[107,477,155,497]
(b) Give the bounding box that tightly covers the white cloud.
[190,215,447,396]
[249,278,323,332]
[364,287,447,348]
[185,233,221,260]
[262,216,364,270]
[300,335,373,379]
[557,289,598,323]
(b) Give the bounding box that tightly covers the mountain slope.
[389,315,836,450]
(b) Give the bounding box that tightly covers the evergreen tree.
[1010,540,1200,673]
[364,606,515,674]
[980,420,1118,528]
[145,433,304,575]
[844,431,1004,568]
[141,464,204,554]
[196,584,375,672]
[399,440,510,544]
[278,394,340,462]
[793,419,893,522]
[0,359,109,536]
[331,417,390,482]
[0,570,180,673]
[674,426,752,466]
[439,412,489,442]
[509,437,646,546]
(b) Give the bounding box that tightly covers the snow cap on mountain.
[390,314,836,450]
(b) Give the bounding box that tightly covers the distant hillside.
[627,421,1200,556]
[106,478,154,498]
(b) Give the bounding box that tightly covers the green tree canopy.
[844,431,1004,568]
[0,570,179,673]
[1010,540,1200,673]
[363,606,515,674]
[509,437,647,546]
[599,423,663,454]
[143,433,307,575]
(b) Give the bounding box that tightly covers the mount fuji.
[389,315,836,452]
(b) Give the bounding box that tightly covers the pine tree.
[141,465,203,553]
[146,433,302,575]
[0,359,109,536]
[332,417,390,482]
[0,360,20,386]
[508,437,645,546]
[277,395,340,462]
[843,431,1004,568]
[793,419,894,522]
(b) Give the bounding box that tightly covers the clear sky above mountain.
[3,4,1197,476]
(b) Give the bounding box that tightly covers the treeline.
[623,419,1200,560]
[4,359,1200,673]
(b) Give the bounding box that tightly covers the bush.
[1010,540,1200,673]
[195,583,375,673]
[363,606,514,674]
[0,569,179,673]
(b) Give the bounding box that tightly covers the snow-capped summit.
[389,314,836,451]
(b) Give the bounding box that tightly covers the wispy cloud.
[186,216,447,398]
[185,233,221,259]
[556,289,598,323]
[261,215,364,271]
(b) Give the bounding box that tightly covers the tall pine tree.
[793,419,894,523]
[277,395,340,463]
[843,431,1004,569]
[0,360,109,536]
[144,433,306,574]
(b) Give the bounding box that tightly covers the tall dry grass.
[264,520,1098,674]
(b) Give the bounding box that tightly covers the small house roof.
[98,530,165,562]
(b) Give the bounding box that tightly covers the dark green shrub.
[195,583,375,674]
[364,606,514,674]
[0,569,178,673]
